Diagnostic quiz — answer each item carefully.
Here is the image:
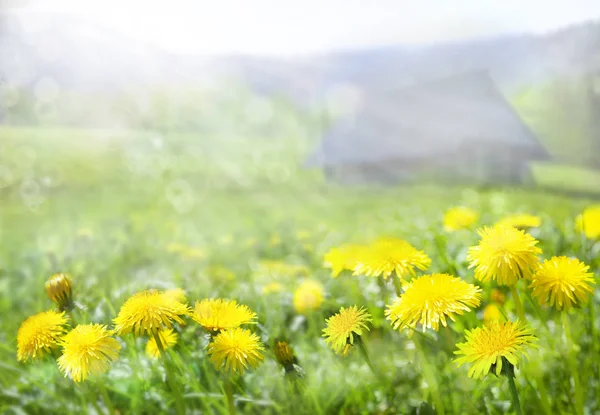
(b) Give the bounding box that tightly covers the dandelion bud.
[45,273,73,311]
[274,340,296,372]
[490,289,506,305]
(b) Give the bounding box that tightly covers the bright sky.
[6,0,600,56]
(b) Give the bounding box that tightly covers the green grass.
[1,125,599,415]
[531,162,600,195]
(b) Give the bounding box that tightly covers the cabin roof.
[306,71,550,167]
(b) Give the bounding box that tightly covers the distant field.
[531,162,600,195]
[1,125,599,414]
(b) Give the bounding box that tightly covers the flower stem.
[413,335,445,415]
[509,285,527,323]
[377,277,388,306]
[506,370,522,415]
[561,312,584,415]
[67,307,78,327]
[589,299,597,351]
[152,330,186,415]
[82,383,105,415]
[97,383,115,415]
[392,277,403,298]
[355,335,379,378]
[535,373,552,415]
[433,234,457,275]
[224,377,237,415]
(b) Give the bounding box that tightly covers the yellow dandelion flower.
[208,328,264,374]
[482,304,503,325]
[386,274,481,332]
[454,321,537,379]
[354,237,431,279]
[17,310,69,362]
[444,207,479,231]
[496,213,541,230]
[273,340,296,368]
[263,282,284,294]
[293,280,324,314]
[113,290,190,336]
[146,328,178,359]
[323,244,366,277]
[467,225,542,286]
[57,324,120,382]
[45,273,73,311]
[530,256,595,311]
[575,205,600,240]
[164,288,186,303]
[191,299,256,332]
[323,306,372,355]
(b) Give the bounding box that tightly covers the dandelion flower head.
[293,280,324,314]
[354,237,431,279]
[454,320,537,379]
[57,324,120,382]
[323,306,372,355]
[113,290,190,336]
[323,244,366,277]
[467,225,541,286]
[192,299,256,332]
[208,328,264,374]
[530,256,595,311]
[386,274,481,332]
[575,205,600,240]
[17,310,69,362]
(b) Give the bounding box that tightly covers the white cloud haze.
[4,0,600,56]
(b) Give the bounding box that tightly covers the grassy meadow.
[1,120,600,415]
